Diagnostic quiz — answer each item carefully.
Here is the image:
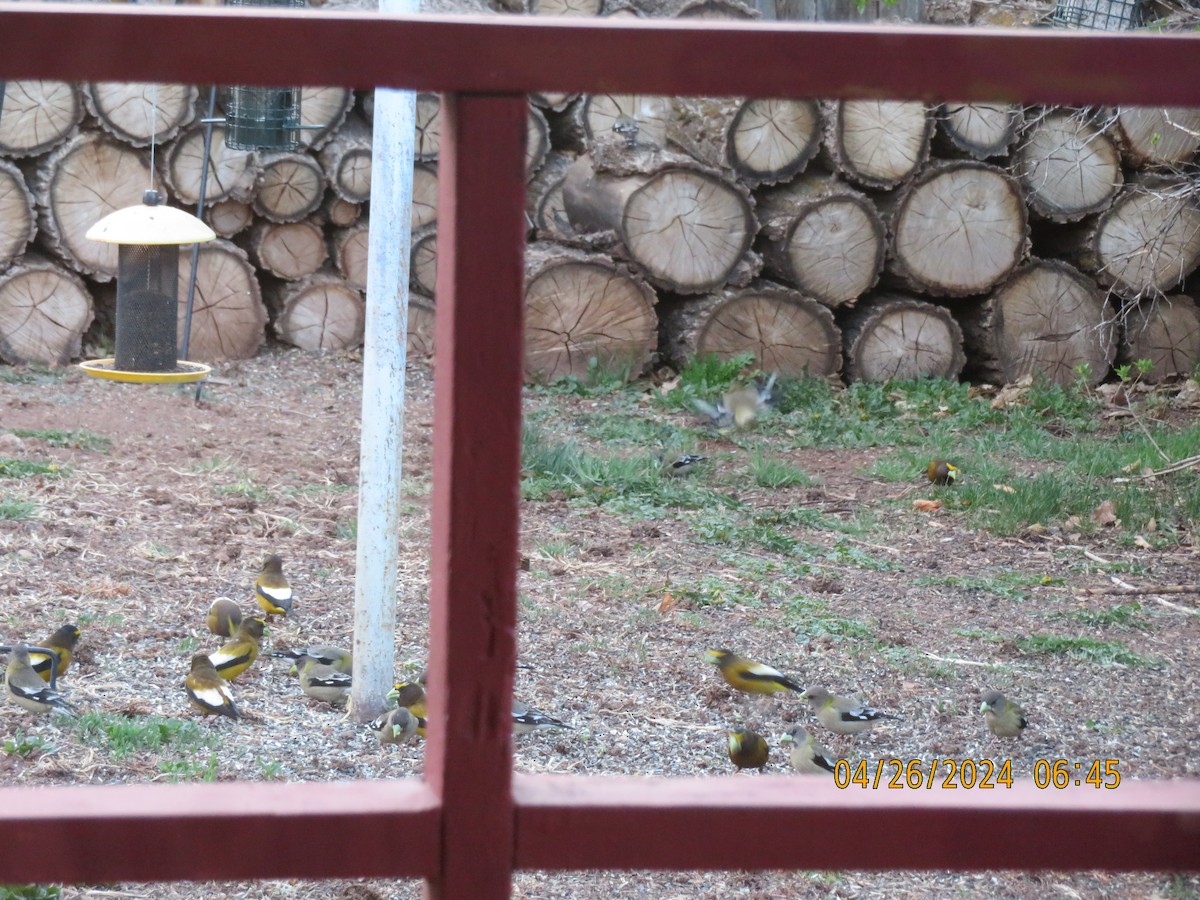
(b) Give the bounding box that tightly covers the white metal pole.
[351,0,417,720]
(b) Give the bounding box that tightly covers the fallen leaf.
[913,498,942,512]
[1133,535,1153,550]
[657,592,678,614]
[1092,500,1119,528]
[994,483,1015,493]
[1145,517,1157,532]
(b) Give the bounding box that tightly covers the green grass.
[914,571,1043,602]
[0,498,36,520]
[0,459,61,479]
[8,429,111,452]
[3,731,52,758]
[0,886,62,900]
[73,712,210,758]
[1013,634,1158,667]
[215,478,276,503]
[749,451,812,488]
[1059,602,1150,630]
[157,753,220,783]
[782,595,875,643]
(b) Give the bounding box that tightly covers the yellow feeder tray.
[79,358,212,384]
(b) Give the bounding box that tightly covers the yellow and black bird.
[28,623,81,682]
[254,554,294,618]
[693,373,778,431]
[271,645,352,674]
[388,681,428,718]
[926,459,959,485]
[185,654,240,720]
[658,453,708,478]
[727,728,769,771]
[372,707,424,746]
[703,648,803,696]
[298,657,352,705]
[5,647,79,716]
[980,690,1027,739]
[208,618,266,681]
[205,598,243,638]
[801,686,897,736]
[781,725,837,775]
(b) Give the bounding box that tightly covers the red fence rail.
[0,4,1197,897]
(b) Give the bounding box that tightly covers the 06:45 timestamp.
[1034,759,1121,789]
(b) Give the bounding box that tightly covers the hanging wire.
[183,86,219,405]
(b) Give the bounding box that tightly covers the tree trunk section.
[162,123,260,206]
[272,270,365,351]
[332,221,370,290]
[937,102,1022,159]
[0,81,84,158]
[959,259,1115,387]
[84,82,198,147]
[297,86,355,152]
[563,144,759,294]
[34,132,151,281]
[841,293,965,383]
[321,194,363,228]
[524,242,658,380]
[0,254,94,367]
[408,293,437,359]
[756,171,885,308]
[415,92,442,161]
[411,223,438,297]
[1109,107,1200,169]
[660,281,841,378]
[824,100,933,190]
[0,160,37,273]
[249,219,329,281]
[885,161,1028,297]
[318,111,373,203]
[1015,110,1122,222]
[178,240,268,362]
[253,151,327,223]
[727,98,822,186]
[527,151,577,239]
[207,199,255,238]
[1119,294,1200,383]
[579,95,672,149]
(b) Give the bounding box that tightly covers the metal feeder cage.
[1048,0,1141,30]
[224,0,308,151]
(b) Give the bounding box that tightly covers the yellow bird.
[271,645,352,674]
[185,654,240,720]
[388,681,428,718]
[208,618,265,681]
[727,729,769,771]
[205,598,243,637]
[28,623,81,682]
[254,554,294,618]
[926,459,959,485]
[781,725,837,775]
[801,686,897,736]
[980,690,1027,738]
[5,647,79,716]
[372,707,424,746]
[298,657,351,705]
[703,648,803,696]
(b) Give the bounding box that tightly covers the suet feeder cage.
[79,189,216,384]
[1048,0,1140,29]
[223,0,308,151]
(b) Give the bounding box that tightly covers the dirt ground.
[1,348,1198,899]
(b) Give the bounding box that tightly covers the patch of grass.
[336,517,358,540]
[749,451,812,488]
[824,540,896,571]
[782,595,875,643]
[74,712,209,758]
[915,571,1040,601]
[0,886,62,900]
[663,575,775,609]
[8,429,111,452]
[3,731,52,759]
[0,459,61,479]
[529,355,640,397]
[157,752,220,783]
[191,456,236,473]
[1014,634,1157,667]
[1059,602,1150,630]
[215,478,275,503]
[0,498,36,520]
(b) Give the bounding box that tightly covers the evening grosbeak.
[271,645,352,674]
[254,554,294,618]
[727,728,769,771]
[185,654,240,720]
[208,618,266,681]
[298,657,352,705]
[693,373,778,431]
[205,598,243,638]
[926,459,959,485]
[801,686,897,736]
[703,648,803,696]
[5,647,79,715]
[388,681,428,718]
[28,623,81,682]
[781,725,837,775]
[980,690,1027,738]
[512,700,571,735]
[658,453,708,477]
[372,707,424,746]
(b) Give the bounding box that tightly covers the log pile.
[0,7,1197,389]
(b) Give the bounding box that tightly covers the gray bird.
[6,647,79,716]
[781,725,837,775]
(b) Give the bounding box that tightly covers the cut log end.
[842,293,965,383]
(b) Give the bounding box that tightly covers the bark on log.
[530,91,578,113]
[756,172,884,308]
[271,270,365,351]
[1015,110,1122,222]
[318,111,373,203]
[1119,294,1200,383]
[824,100,933,190]
[1109,106,1200,169]
[34,132,151,282]
[527,151,577,238]
[0,254,94,367]
[563,142,760,294]
[84,82,198,147]
[0,159,37,274]
[408,293,437,359]
[253,151,327,223]
[885,160,1028,297]
[177,240,267,362]
[660,281,841,378]
[415,92,441,161]
[526,105,552,178]
[958,259,1115,387]
[413,162,439,229]
[938,102,1022,160]
[162,123,259,206]
[841,292,965,383]
[0,81,84,158]
[207,199,255,238]
[411,223,438,297]
[248,219,329,281]
[297,86,355,152]
[331,221,369,290]
[524,241,658,380]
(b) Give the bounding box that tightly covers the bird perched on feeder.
[703,648,803,696]
[205,598,243,638]
[512,700,571,735]
[693,373,778,431]
[658,453,708,477]
[254,554,294,618]
[980,690,1027,739]
[5,647,79,716]
[298,657,352,705]
[926,459,959,485]
[372,707,424,746]
[801,686,897,736]
[208,618,266,681]
[727,728,769,771]
[271,645,352,674]
[185,654,240,720]
[781,725,837,775]
[28,623,81,682]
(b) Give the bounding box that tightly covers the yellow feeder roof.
[86,190,216,246]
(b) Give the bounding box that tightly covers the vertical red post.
[424,92,529,900]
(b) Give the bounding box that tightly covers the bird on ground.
[781,725,837,775]
[372,707,424,746]
[388,681,428,718]
[271,645,352,674]
[727,729,769,771]
[185,654,240,720]
[5,647,79,715]
[512,700,571,735]
[703,648,803,696]
[658,453,708,478]
[693,373,778,431]
[926,459,959,485]
[801,686,897,736]
[298,657,352,705]
[980,690,1027,739]
[254,554,294,618]
[208,618,266,681]
[205,598,243,638]
[28,623,81,682]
